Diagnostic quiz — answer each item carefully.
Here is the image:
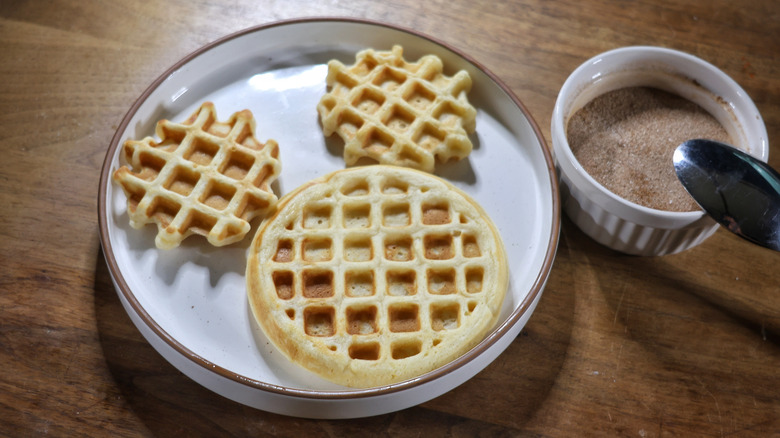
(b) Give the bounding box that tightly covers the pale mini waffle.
[246,165,508,388]
[112,102,281,249]
[317,45,477,173]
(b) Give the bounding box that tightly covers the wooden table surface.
[2,0,779,436]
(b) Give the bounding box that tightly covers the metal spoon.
[673,138,780,251]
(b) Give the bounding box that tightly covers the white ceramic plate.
[98,18,560,419]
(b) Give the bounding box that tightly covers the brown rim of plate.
[96,16,561,400]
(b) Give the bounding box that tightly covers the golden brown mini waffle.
[317,45,477,173]
[112,102,281,249]
[246,165,508,388]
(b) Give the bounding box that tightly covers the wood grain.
[1,0,778,435]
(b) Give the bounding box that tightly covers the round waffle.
[317,45,477,173]
[112,102,281,249]
[246,165,508,388]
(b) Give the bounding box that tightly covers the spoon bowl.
[674,139,780,251]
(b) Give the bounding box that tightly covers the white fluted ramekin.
[552,46,769,256]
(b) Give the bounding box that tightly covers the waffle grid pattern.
[113,102,281,249]
[248,166,507,387]
[317,45,477,173]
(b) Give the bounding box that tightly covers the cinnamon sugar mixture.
[567,86,732,212]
